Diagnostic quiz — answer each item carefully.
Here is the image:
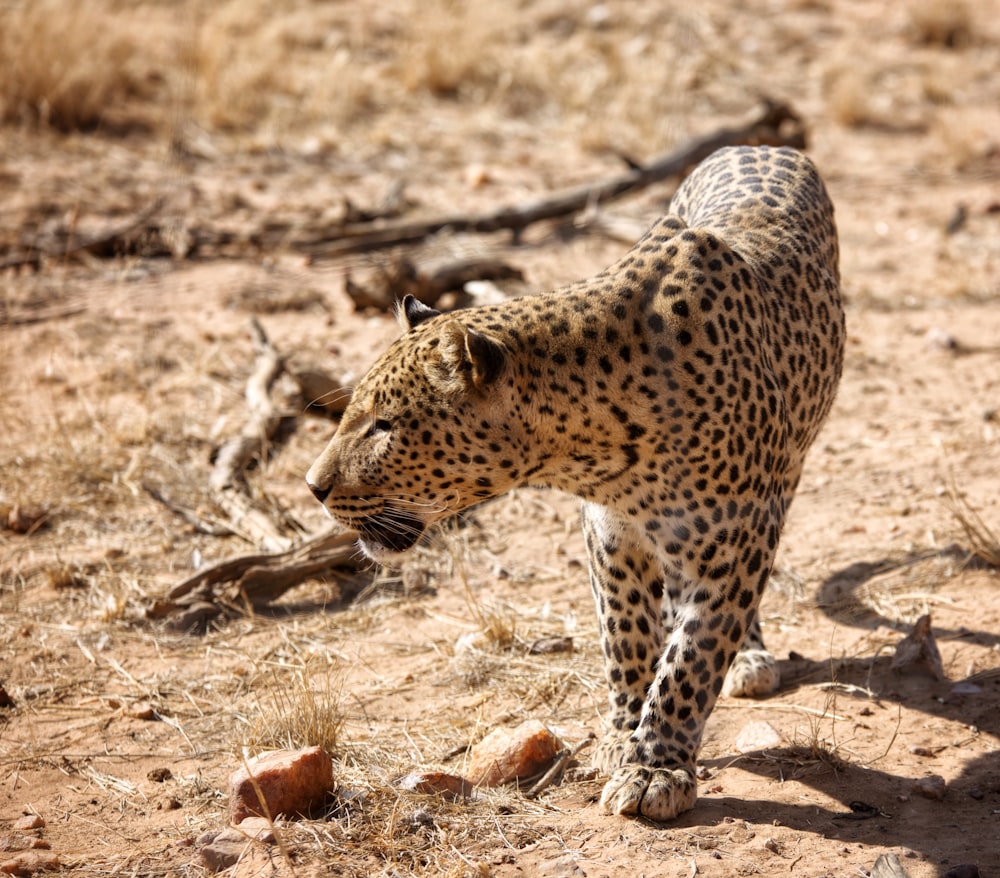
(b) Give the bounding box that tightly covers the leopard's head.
[306,296,516,563]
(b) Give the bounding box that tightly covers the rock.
[9,819,42,833]
[467,720,563,787]
[527,636,574,655]
[197,829,247,873]
[912,774,947,800]
[127,701,156,720]
[871,852,913,878]
[892,614,945,680]
[228,747,334,824]
[234,817,275,843]
[0,851,60,875]
[399,771,476,801]
[0,839,47,855]
[734,720,783,754]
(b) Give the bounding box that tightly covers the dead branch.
[299,99,806,258]
[208,317,294,552]
[210,317,284,493]
[155,319,370,620]
[157,526,362,608]
[343,255,525,311]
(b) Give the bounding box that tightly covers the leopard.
[306,145,845,821]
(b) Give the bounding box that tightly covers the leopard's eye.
[369,419,392,437]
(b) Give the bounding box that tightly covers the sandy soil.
[2,1,999,876]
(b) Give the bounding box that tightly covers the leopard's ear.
[398,295,441,332]
[427,320,507,394]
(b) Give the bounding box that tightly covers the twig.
[142,482,231,536]
[301,99,806,258]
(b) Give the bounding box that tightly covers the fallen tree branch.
[157,526,363,607]
[299,99,806,258]
[210,317,294,553]
[154,319,371,622]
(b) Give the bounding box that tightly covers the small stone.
[734,720,783,754]
[229,747,334,824]
[908,746,936,757]
[925,327,959,351]
[197,829,247,873]
[147,767,173,783]
[9,819,42,833]
[892,614,945,681]
[912,774,947,800]
[5,504,48,535]
[234,817,275,844]
[0,850,61,875]
[467,720,563,787]
[527,636,574,655]
[127,701,157,720]
[399,771,476,800]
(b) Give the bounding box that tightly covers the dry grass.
[945,486,1000,568]
[905,0,974,47]
[241,659,345,755]
[0,0,169,131]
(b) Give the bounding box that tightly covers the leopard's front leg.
[593,521,777,821]
[581,505,666,776]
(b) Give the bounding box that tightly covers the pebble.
[0,851,60,875]
[734,720,783,754]
[399,771,476,800]
[197,829,248,873]
[9,820,42,834]
[912,774,947,800]
[229,746,334,824]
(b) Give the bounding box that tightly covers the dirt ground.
[2,1,999,876]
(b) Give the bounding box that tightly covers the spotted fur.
[307,145,844,821]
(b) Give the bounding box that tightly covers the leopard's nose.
[307,480,330,504]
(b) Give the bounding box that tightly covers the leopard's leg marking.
[587,500,782,821]
[723,616,780,698]
[582,503,665,776]
[722,465,805,699]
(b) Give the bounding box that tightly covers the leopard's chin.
[354,507,426,562]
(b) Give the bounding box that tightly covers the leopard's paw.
[599,764,697,822]
[722,648,780,698]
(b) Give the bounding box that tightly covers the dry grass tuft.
[945,486,1000,568]
[905,0,974,48]
[242,660,345,755]
[0,0,168,131]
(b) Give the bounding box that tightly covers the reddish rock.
[0,850,60,875]
[399,771,476,800]
[467,720,563,787]
[912,774,947,800]
[9,820,42,834]
[228,747,334,824]
[197,829,246,873]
